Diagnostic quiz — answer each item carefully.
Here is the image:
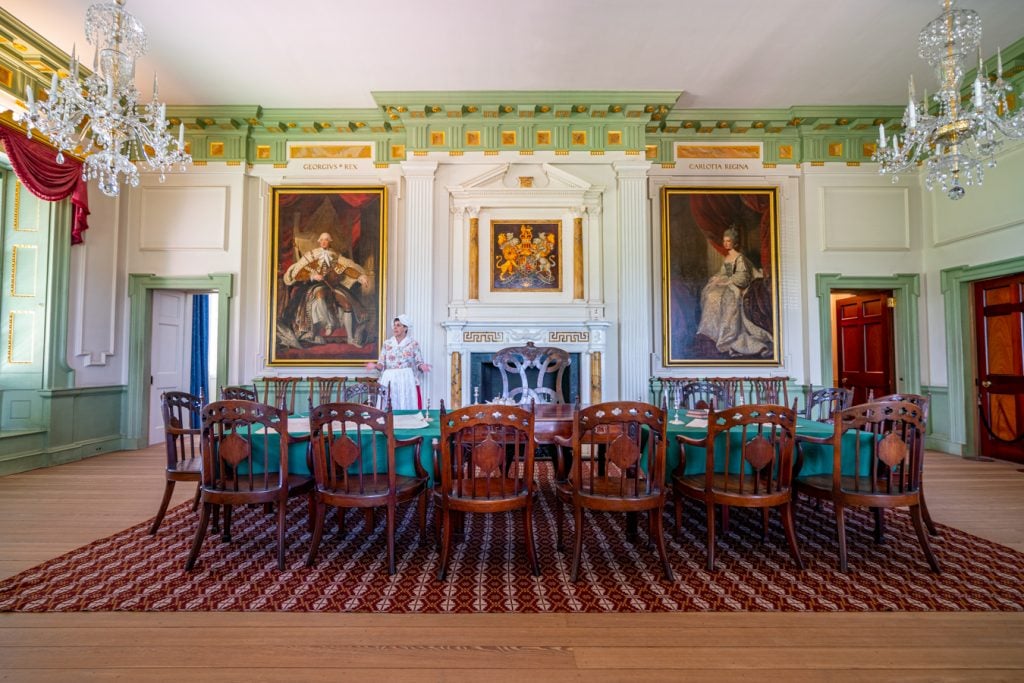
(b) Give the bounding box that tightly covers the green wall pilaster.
[814,273,922,396]
[126,273,233,446]
[43,199,74,389]
[940,256,1024,456]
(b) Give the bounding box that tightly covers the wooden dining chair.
[309,376,345,407]
[804,387,854,423]
[305,402,429,574]
[259,376,301,414]
[673,403,803,571]
[220,384,258,401]
[342,377,388,407]
[674,380,732,411]
[747,377,789,405]
[871,392,937,536]
[434,404,539,580]
[150,391,204,535]
[553,401,674,582]
[794,400,940,573]
[185,400,314,571]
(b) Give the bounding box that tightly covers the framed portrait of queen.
[268,186,387,366]
[660,187,781,366]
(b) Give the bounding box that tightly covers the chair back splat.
[220,384,258,401]
[804,387,853,423]
[491,341,570,404]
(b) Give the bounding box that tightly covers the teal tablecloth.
[250,410,441,480]
[665,415,871,479]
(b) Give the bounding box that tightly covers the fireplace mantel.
[442,319,609,408]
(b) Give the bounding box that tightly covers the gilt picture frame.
[660,187,781,366]
[490,220,562,292]
[268,186,387,366]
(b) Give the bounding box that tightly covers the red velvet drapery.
[688,192,771,268]
[0,123,90,244]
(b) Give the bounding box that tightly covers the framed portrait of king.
[268,186,387,366]
[660,187,781,366]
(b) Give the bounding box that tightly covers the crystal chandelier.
[874,0,1024,200]
[15,0,190,197]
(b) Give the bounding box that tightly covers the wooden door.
[835,292,895,405]
[973,273,1024,462]
[148,291,190,445]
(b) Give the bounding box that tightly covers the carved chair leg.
[650,507,674,582]
[571,505,586,583]
[835,502,848,572]
[150,480,176,535]
[386,501,397,576]
[306,501,327,567]
[910,504,941,573]
[185,502,213,571]
[705,500,717,572]
[276,495,288,571]
[523,499,540,577]
[780,502,804,570]
[221,505,233,543]
[919,489,939,536]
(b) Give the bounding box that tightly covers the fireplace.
[469,351,581,405]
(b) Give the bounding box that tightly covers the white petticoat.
[379,367,418,410]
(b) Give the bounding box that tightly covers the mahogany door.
[835,292,895,405]
[973,273,1024,462]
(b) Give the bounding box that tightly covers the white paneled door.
[148,291,191,445]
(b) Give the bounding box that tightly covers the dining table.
[666,412,873,479]
[251,405,870,485]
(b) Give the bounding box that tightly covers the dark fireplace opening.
[469,351,580,404]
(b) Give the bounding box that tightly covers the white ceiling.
[6,0,1024,110]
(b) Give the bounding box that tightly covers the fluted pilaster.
[400,160,439,381]
[614,160,653,401]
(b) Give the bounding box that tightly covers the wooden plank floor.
[1,446,1022,681]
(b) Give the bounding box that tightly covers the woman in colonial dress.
[365,314,431,409]
[696,228,773,358]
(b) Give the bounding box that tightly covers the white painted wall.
[921,142,1024,387]
[62,143,1024,438]
[66,187,124,385]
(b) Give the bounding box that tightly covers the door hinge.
[150,375,153,386]
[886,297,896,308]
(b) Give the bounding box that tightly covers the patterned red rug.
[2,464,1022,612]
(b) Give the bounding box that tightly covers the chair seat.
[675,472,787,497]
[797,473,922,499]
[319,474,427,501]
[167,456,202,479]
[445,476,530,499]
[205,473,313,497]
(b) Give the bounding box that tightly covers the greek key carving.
[549,331,589,343]
[463,331,504,343]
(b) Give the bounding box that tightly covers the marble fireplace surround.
[441,320,609,409]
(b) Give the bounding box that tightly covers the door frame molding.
[941,256,1024,456]
[126,273,233,449]
[815,273,921,398]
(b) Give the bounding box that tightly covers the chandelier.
[15,0,191,197]
[874,0,1024,200]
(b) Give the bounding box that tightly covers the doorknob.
[982,380,992,388]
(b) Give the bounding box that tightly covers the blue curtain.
[189,294,210,425]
